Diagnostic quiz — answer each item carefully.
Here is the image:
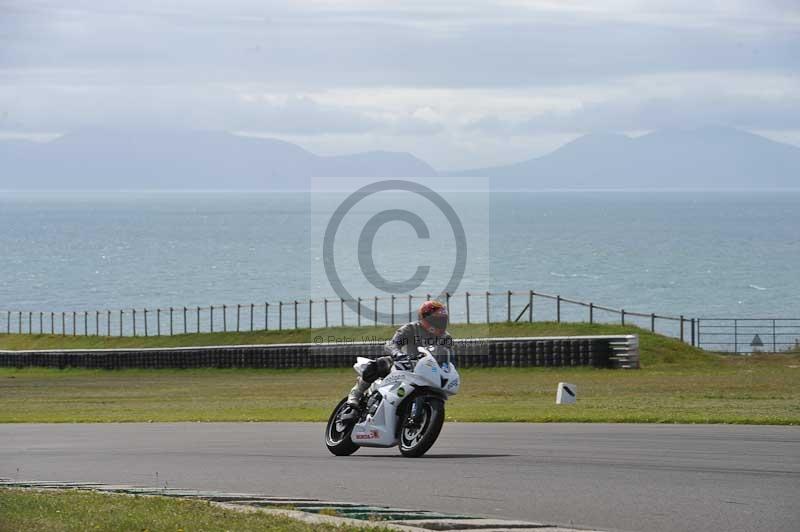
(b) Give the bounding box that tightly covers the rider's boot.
[341,378,369,421]
[347,377,369,407]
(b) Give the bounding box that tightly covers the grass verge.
[1,357,798,424]
[0,488,381,532]
[1,322,798,425]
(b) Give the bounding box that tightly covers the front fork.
[408,396,426,426]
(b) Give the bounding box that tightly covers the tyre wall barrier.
[0,335,639,370]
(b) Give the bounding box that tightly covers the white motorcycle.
[325,345,460,458]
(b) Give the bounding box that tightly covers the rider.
[345,300,451,411]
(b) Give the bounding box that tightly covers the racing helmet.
[418,300,448,336]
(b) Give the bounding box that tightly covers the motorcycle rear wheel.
[325,397,360,456]
[399,396,445,458]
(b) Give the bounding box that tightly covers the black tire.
[324,398,360,456]
[399,396,445,458]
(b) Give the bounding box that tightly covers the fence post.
[18,311,22,334]
[95,311,99,336]
[223,305,228,332]
[264,303,269,331]
[356,298,360,326]
[341,298,346,327]
[621,309,625,326]
[445,292,451,314]
[485,291,490,324]
[650,313,655,332]
[84,311,88,336]
[556,296,561,323]
[690,318,695,346]
[308,299,313,329]
[196,307,200,333]
[680,315,685,342]
[144,309,148,337]
[391,295,395,325]
[698,318,702,349]
[278,302,282,330]
[529,290,533,322]
[119,310,123,337]
[465,292,470,324]
[408,294,412,322]
[589,302,594,324]
[28,311,32,335]
[40,312,43,334]
[169,308,174,336]
[62,312,66,336]
[507,290,511,322]
[250,303,254,332]
[374,296,378,326]
[132,309,137,336]
[772,319,777,352]
[293,301,298,329]
[236,304,241,332]
[73,311,76,336]
[105,310,110,336]
[51,312,55,335]
[6,311,10,333]
[324,299,328,328]
[157,309,161,336]
[210,306,214,333]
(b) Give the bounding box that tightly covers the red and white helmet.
[418,300,448,336]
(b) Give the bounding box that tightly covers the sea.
[0,190,798,332]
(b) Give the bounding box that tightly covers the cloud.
[2,0,798,88]
[1,0,799,167]
[464,72,800,135]
[0,82,447,136]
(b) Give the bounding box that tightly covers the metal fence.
[4,293,796,354]
[0,289,705,345]
[697,319,800,354]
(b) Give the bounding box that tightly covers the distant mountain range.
[0,129,435,190]
[1,126,799,189]
[448,126,800,188]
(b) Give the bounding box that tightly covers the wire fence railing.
[1,289,708,346]
[696,318,800,354]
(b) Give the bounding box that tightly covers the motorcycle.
[325,345,460,458]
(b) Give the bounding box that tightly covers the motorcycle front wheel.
[399,396,445,458]
[324,397,360,456]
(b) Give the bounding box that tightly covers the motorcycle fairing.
[351,376,411,447]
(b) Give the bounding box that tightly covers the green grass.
[1,358,797,425]
[1,322,798,425]
[0,488,382,532]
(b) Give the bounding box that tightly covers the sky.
[1,0,799,170]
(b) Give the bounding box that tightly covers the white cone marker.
[556,382,577,404]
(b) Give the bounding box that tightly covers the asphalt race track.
[1,423,798,532]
